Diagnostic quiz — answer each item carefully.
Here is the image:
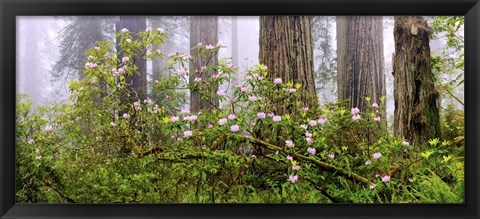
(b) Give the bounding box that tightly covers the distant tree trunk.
[393,16,441,147]
[189,16,219,113]
[116,16,147,101]
[336,16,385,110]
[231,16,240,86]
[259,16,316,110]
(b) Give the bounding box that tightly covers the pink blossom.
[307,147,316,155]
[328,153,335,159]
[375,173,381,178]
[245,133,252,138]
[309,120,317,127]
[257,75,264,80]
[370,184,376,190]
[365,160,372,165]
[208,123,214,128]
[194,77,202,82]
[288,175,298,183]
[318,118,326,125]
[306,137,313,144]
[272,115,282,122]
[302,105,309,111]
[217,42,224,47]
[123,113,130,119]
[230,125,240,132]
[374,115,381,122]
[352,114,361,121]
[218,118,228,126]
[373,152,382,159]
[292,165,301,171]
[110,122,116,127]
[145,27,152,32]
[261,66,268,70]
[300,124,308,129]
[240,171,245,175]
[36,147,42,153]
[212,73,219,78]
[118,68,125,74]
[235,83,241,88]
[274,78,282,84]
[122,56,129,62]
[216,90,226,96]
[155,80,159,84]
[402,141,410,146]
[45,125,52,132]
[125,39,132,43]
[184,115,198,121]
[197,42,203,46]
[251,154,257,159]
[36,155,42,160]
[372,103,379,107]
[245,75,252,80]
[248,95,257,102]
[28,139,35,145]
[157,27,165,33]
[285,140,294,147]
[306,132,312,138]
[112,69,118,77]
[267,112,275,117]
[180,108,190,114]
[184,130,193,137]
[287,155,293,161]
[94,45,100,50]
[275,150,279,155]
[206,44,215,50]
[120,28,128,33]
[381,175,391,182]
[228,114,236,120]
[240,87,247,93]
[177,68,186,76]
[351,107,360,115]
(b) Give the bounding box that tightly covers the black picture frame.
[1,0,479,218]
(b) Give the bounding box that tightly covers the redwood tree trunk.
[116,16,147,101]
[189,16,219,113]
[393,16,441,147]
[259,16,316,106]
[336,16,385,110]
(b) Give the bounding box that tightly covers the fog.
[17,16,463,128]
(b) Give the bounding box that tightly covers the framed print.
[1,0,479,218]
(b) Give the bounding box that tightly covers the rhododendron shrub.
[15,29,464,204]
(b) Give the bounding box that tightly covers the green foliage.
[16,28,464,204]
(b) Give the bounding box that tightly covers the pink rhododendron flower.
[309,120,317,127]
[228,114,236,120]
[155,80,159,84]
[272,115,282,122]
[328,153,335,159]
[240,171,245,175]
[208,123,214,128]
[285,140,294,147]
[370,184,376,189]
[36,155,42,160]
[112,69,118,77]
[261,66,268,70]
[402,141,410,146]
[120,28,128,33]
[373,152,382,159]
[257,75,264,80]
[381,175,391,182]
[206,44,215,50]
[251,154,257,159]
[300,124,308,129]
[372,103,379,107]
[110,122,116,127]
[184,130,193,137]
[94,45,100,50]
[365,160,372,165]
[125,38,132,43]
[180,108,190,114]
[307,147,316,155]
[292,165,300,171]
[28,139,35,145]
[287,155,293,161]
[305,132,312,138]
[194,77,202,82]
[177,68,186,76]
[36,147,42,152]
[235,83,241,88]
[275,150,279,155]
[145,27,152,32]
[245,75,252,80]
[248,95,257,102]
[118,68,125,74]
[212,73,219,78]
[240,87,248,93]
[123,113,130,119]
[302,105,309,111]
[216,90,226,96]
[45,125,52,132]
[288,175,298,183]
[245,133,252,138]
[122,56,129,62]
[352,114,361,120]
[157,27,165,33]
[375,173,381,178]
[306,137,313,144]
[267,112,275,117]
[230,125,240,132]
[318,118,326,125]
[184,115,198,121]
[274,78,282,84]
[351,107,360,115]
[218,118,228,126]
[374,115,381,122]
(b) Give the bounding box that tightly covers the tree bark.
[259,16,316,106]
[116,16,147,101]
[189,16,219,113]
[336,16,385,110]
[393,16,441,147]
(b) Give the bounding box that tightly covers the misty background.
[16,16,464,129]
